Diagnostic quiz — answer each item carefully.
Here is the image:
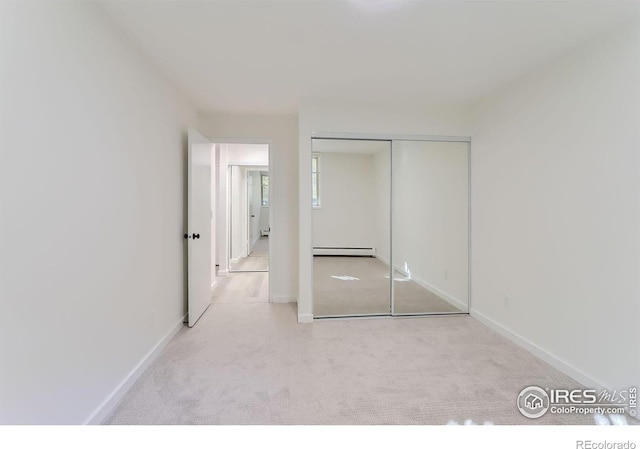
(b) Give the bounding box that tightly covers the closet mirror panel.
[311,138,391,317]
[391,140,469,315]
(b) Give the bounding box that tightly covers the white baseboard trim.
[83,314,187,424]
[298,313,313,323]
[217,269,229,276]
[210,280,218,296]
[471,309,608,391]
[271,295,297,303]
[374,255,466,311]
[412,277,467,311]
[314,247,375,257]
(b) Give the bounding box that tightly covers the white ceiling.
[100,0,639,114]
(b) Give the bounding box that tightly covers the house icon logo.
[525,394,543,409]
[517,386,550,419]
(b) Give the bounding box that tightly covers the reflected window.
[312,154,321,207]
[261,173,269,206]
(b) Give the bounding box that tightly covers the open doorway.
[213,142,270,298]
[229,165,270,272]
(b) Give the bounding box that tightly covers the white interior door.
[187,129,213,327]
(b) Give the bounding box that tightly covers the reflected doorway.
[229,165,270,273]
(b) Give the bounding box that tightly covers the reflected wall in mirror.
[312,139,391,317]
[392,140,469,314]
[229,165,270,272]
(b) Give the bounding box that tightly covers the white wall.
[229,165,246,261]
[199,113,298,303]
[469,23,640,391]
[298,104,472,321]
[373,148,391,263]
[312,152,377,249]
[226,143,269,165]
[0,1,197,424]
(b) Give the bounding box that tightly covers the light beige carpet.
[212,272,269,304]
[313,256,463,316]
[103,274,637,425]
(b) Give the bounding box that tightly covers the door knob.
[183,233,200,239]
[184,233,190,239]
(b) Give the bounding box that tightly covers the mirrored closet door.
[311,139,391,317]
[391,140,469,315]
[311,136,469,318]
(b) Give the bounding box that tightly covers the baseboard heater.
[313,247,375,257]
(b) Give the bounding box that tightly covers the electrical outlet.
[503,295,510,310]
